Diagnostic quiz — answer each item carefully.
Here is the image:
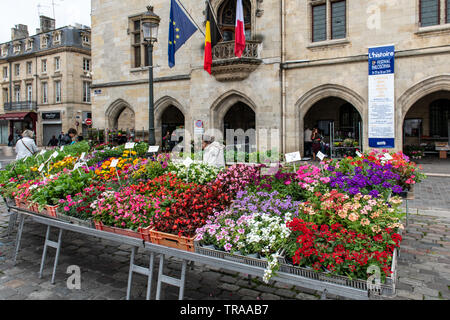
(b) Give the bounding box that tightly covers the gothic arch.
[398,74,450,121]
[105,99,135,129]
[295,84,366,152]
[154,96,187,146]
[210,90,258,132]
[210,0,256,39]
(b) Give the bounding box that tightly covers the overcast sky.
[0,0,91,43]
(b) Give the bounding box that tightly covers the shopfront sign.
[368,45,395,148]
[42,112,61,121]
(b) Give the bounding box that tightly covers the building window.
[83,81,91,102]
[14,85,20,102]
[312,4,327,42]
[81,32,90,46]
[27,84,32,102]
[83,58,91,71]
[42,60,47,73]
[2,88,8,103]
[42,82,48,104]
[1,46,7,57]
[430,99,450,137]
[55,81,61,103]
[13,44,21,54]
[53,32,61,44]
[311,0,347,42]
[41,35,49,48]
[14,64,20,76]
[55,57,60,72]
[25,39,33,51]
[217,0,252,41]
[2,67,7,79]
[27,61,32,75]
[420,0,440,27]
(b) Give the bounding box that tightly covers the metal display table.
[7,206,396,300]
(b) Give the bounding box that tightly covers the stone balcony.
[211,40,262,82]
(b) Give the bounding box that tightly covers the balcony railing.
[211,41,262,82]
[4,101,37,111]
[212,40,261,61]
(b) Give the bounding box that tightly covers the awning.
[0,112,36,121]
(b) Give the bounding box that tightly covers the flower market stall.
[0,141,426,300]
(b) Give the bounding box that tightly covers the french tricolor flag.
[234,0,245,58]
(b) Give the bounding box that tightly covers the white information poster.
[368,45,395,148]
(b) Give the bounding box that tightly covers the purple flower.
[391,185,403,193]
[369,190,380,198]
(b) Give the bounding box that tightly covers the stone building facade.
[0,16,92,147]
[91,0,450,157]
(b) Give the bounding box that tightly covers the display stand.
[6,205,397,300]
[38,226,63,284]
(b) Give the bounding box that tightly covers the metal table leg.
[155,254,188,300]
[126,247,156,300]
[38,225,63,284]
[7,209,17,238]
[12,213,25,265]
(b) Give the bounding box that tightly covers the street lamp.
[141,6,160,145]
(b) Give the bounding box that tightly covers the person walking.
[304,127,312,157]
[8,133,14,147]
[15,130,38,160]
[202,135,225,168]
[311,127,321,161]
[59,128,77,146]
[47,135,59,147]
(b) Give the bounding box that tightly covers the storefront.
[0,112,37,145]
[41,111,63,146]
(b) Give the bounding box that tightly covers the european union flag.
[168,0,197,68]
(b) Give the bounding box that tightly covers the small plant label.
[80,152,86,160]
[52,151,59,159]
[110,159,119,168]
[148,145,159,153]
[125,142,135,149]
[285,151,301,163]
[383,153,393,161]
[73,163,82,170]
[38,163,45,172]
[356,151,363,157]
[317,151,326,161]
[60,146,64,151]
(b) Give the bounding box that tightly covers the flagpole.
[175,0,205,36]
[206,0,223,40]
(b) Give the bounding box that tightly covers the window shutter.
[420,0,440,27]
[331,1,346,39]
[312,4,327,42]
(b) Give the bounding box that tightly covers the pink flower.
[63,206,70,212]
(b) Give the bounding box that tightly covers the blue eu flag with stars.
[168,0,197,68]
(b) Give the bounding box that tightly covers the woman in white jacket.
[15,129,39,160]
[202,135,225,168]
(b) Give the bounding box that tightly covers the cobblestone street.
[1,176,449,300]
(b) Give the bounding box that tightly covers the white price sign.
[316,151,326,161]
[356,151,363,158]
[51,151,59,159]
[285,152,301,163]
[38,163,45,172]
[39,149,46,155]
[73,163,82,170]
[148,145,159,153]
[60,146,64,151]
[382,153,393,161]
[125,142,135,149]
[110,159,119,168]
[80,152,86,160]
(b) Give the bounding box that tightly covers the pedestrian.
[8,133,14,147]
[304,126,312,157]
[311,127,321,161]
[48,135,59,147]
[162,131,171,151]
[15,129,39,160]
[202,135,225,168]
[59,128,77,146]
[58,131,64,145]
[117,133,127,145]
[77,135,84,142]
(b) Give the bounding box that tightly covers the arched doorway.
[303,97,362,158]
[161,105,185,151]
[403,90,450,159]
[106,99,135,130]
[223,102,256,153]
